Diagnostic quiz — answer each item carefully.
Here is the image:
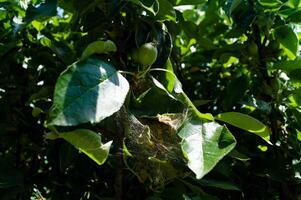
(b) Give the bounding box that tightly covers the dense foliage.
[1,0,301,199]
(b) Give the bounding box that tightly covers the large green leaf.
[288,88,301,107]
[273,58,301,72]
[229,0,242,15]
[45,129,112,165]
[131,81,184,116]
[156,0,176,22]
[286,8,301,23]
[25,0,58,22]
[286,0,301,8]
[215,112,271,143]
[274,25,299,59]
[178,118,236,179]
[150,70,214,121]
[81,40,117,60]
[161,58,176,93]
[47,57,129,126]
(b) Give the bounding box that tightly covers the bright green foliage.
[216,112,271,143]
[275,25,299,59]
[1,0,301,199]
[178,118,236,179]
[45,129,112,165]
[47,58,129,126]
[81,40,117,60]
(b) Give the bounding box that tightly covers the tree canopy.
[1,0,301,199]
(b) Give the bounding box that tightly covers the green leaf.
[176,92,214,121]
[274,25,299,59]
[198,177,241,191]
[131,81,184,116]
[296,129,301,142]
[178,118,236,179]
[182,9,202,24]
[25,0,58,22]
[288,88,301,107]
[130,0,159,15]
[47,57,129,126]
[47,129,112,165]
[0,42,19,57]
[292,109,301,124]
[229,0,242,15]
[289,69,301,82]
[286,0,301,8]
[215,112,271,143]
[156,0,176,22]
[258,0,283,7]
[171,0,206,5]
[288,10,301,23]
[162,58,176,92]
[81,40,117,60]
[228,149,250,161]
[150,69,214,121]
[31,20,45,32]
[273,58,301,72]
[32,107,43,117]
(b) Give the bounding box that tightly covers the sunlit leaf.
[156,0,176,22]
[228,149,250,161]
[47,57,129,126]
[275,25,299,59]
[229,0,242,15]
[273,58,301,72]
[216,112,271,143]
[178,117,236,179]
[81,40,117,60]
[297,130,301,142]
[45,129,112,165]
[257,145,268,152]
[31,20,44,31]
[286,0,301,8]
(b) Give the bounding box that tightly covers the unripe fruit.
[132,42,158,66]
[248,42,258,56]
[32,107,43,117]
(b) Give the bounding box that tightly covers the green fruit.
[132,42,158,66]
[248,42,258,56]
[271,78,280,92]
[32,107,43,117]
